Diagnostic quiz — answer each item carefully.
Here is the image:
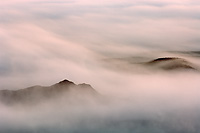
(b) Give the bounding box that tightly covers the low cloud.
[0,1,200,132]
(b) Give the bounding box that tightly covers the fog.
[1,0,200,132]
[1,56,200,132]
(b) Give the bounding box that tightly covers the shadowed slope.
[0,79,97,105]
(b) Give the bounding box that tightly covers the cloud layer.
[0,0,200,89]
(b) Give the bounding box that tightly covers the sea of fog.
[1,1,200,132]
[0,56,200,133]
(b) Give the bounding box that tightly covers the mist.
[1,0,200,132]
[1,56,200,132]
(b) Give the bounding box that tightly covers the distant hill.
[0,79,97,105]
[145,57,196,71]
[102,56,198,73]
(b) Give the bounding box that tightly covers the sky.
[0,0,200,89]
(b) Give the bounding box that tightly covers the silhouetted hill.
[146,57,196,71]
[0,79,97,105]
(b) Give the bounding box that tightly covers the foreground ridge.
[0,79,97,105]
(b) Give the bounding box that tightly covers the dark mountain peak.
[0,79,97,105]
[146,57,196,71]
[78,83,92,88]
[148,57,183,64]
[77,83,97,92]
[56,79,75,86]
